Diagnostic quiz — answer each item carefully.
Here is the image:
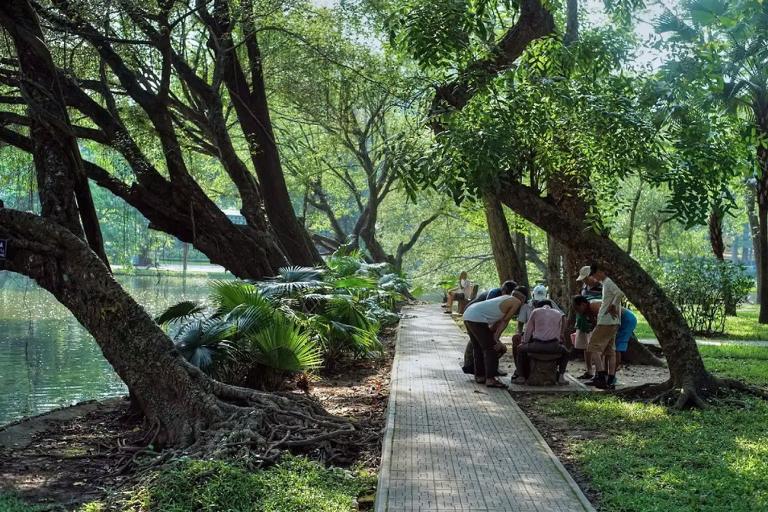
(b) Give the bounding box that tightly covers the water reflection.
[0,271,218,425]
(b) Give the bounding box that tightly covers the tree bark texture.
[483,192,526,284]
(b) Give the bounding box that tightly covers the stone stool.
[526,353,562,386]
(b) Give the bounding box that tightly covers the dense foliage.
[661,258,752,335]
[157,253,406,388]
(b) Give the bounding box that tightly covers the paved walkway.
[376,305,594,512]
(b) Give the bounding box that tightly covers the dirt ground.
[0,331,395,509]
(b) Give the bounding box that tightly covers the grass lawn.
[3,456,375,512]
[526,344,768,512]
[634,304,768,341]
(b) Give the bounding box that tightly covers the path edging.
[507,394,597,512]
[373,308,406,512]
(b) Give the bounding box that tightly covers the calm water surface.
[0,272,216,425]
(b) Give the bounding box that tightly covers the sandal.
[485,380,508,389]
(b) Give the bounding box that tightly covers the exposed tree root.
[129,380,372,473]
[613,374,768,409]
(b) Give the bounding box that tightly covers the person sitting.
[444,271,471,314]
[462,287,527,388]
[514,299,570,385]
[461,281,517,374]
[511,284,564,379]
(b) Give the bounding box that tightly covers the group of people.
[458,263,635,390]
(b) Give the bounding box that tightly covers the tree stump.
[526,353,561,386]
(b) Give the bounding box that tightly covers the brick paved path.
[375,305,594,512]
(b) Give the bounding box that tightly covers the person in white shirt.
[585,263,624,389]
[444,271,471,313]
[462,289,527,388]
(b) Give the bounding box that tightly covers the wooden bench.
[457,284,479,314]
[525,353,562,386]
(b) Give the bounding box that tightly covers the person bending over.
[572,295,600,380]
[514,300,570,385]
[461,280,517,375]
[462,288,526,388]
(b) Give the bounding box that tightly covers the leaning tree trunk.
[498,183,742,407]
[514,231,530,287]
[0,208,353,451]
[483,192,526,283]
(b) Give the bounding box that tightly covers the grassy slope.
[635,304,768,341]
[2,457,375,512]
[534,345,768,512]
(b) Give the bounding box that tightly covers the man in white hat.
[584,263,624,389]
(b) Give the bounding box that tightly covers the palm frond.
[173,319,235,370]
[155,300,205,326]
[210,280,271,315]
[245,317,323,372]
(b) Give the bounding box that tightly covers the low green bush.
[661,258,752,336]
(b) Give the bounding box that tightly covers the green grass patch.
[0,494,41,512]
[699,345,768,386]
[94,455,375,512]
[635,304,768,341]
[536,395,768,512]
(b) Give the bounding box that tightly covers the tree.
[656,0,768,321]
[391,0,764,406]
[0,0,323,279]
[0,0,354,453]
[273,22,441,271]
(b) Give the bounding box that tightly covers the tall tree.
[0,0,352,450]
[391,0,762,406]
[0,0,323,279]
[657,0,768,321]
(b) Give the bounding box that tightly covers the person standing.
[462,288,527,388]
[571,294,601,380]
[585,263,624,389]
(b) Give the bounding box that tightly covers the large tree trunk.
[483,192,526,284]
[547,234,566,303]
[202,0,320,267]
[757,141,768,323]
[514,231,530,287]
[746,184,761,303]
[499,183,723,406]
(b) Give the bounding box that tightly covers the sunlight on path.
[376,305,594,512]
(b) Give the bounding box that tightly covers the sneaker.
[576,372,594,380]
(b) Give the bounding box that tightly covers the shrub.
[661,258,752,336]
[156,252,408,388]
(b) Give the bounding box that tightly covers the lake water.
[0,272,217,425]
